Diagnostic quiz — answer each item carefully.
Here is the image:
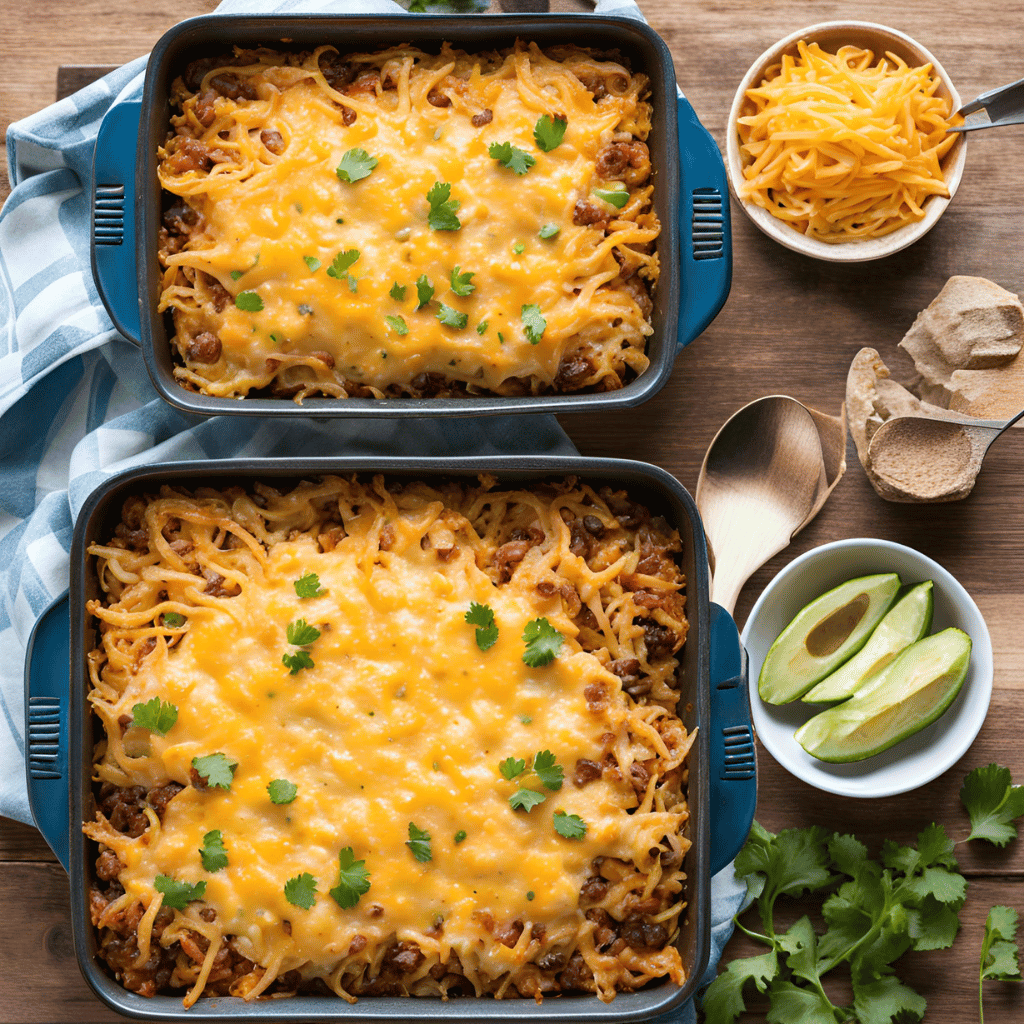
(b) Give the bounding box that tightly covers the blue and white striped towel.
[0,1,745,1014]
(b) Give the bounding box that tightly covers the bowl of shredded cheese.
[727,22,966,261]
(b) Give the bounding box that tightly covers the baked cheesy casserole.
[85,476,692,1006]
[157,43,660,401]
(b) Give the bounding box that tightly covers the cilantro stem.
[733,917,774,947]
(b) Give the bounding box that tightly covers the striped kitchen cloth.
[0,1,746,1016]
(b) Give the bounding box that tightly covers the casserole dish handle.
[676,95,732,351]
[91,99,142,346]
[707,602,756,876]
[24,593,71,873]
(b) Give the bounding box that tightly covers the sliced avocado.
[795,628,972,763]
[758,573,901,704]
[802,581,934,703]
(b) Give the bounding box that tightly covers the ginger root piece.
[899,275,1024,414]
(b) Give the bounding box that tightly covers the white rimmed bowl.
[741,538,993,798]
[726,21,967,262]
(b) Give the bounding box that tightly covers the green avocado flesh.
[802,581,934,703]
[795,628,972,763]
[758,573,901,704]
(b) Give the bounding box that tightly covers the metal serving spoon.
[866,408,1024,502]
[696,396,847,616]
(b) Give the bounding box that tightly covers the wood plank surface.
[2,1,1024,1022]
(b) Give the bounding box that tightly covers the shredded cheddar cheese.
[736,41,959,241]
[157,44,659,400]
[84,477,693,1005]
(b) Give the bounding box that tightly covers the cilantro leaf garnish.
[162,612,185,628]
[336,148,378,183]
[454,830,467,844]
[294,572,325,599]
[449,266,476,296]
[960,763,1024,847]
[701,949,778,1023]
[287,619,321,646]
[191,753,237,790]
[981,905,1021,1019]
[385,315,409,335]
[329,847,371,909]
[426,182,461,231]
[539,224,560,240]
[230,270,244,281]
[553,810,587,838]
[519,714,532,725]
[534,114,567,152]
[282,650,314,675]
[326,249,360,280]
[510,788,546,812]
[389,282,406,301]
[268,778,297,804]
[284,872,318,910]
[436,304,468,329]
[235,290,263,312]
[512,242,524,255]
[522,617,563,666]
[521,304,547,345]
[500,756,527,781]
[593,187,629,209]
[407,822,432,863]
[154,875,206,910]
[132,697,178,736]
[465,602,498,650]
[532,750,564,791]
[489,141,535,176]
[476,321,488,335]
[199,829,229,872]
[416,275,435,309]
[303,256,321,272]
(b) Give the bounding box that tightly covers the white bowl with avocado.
[741,539,993,798]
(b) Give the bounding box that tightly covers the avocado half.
[794,628,972,763]
[758,573,901,704]
[801,580,934,704]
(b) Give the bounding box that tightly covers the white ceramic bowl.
[726,21,967,262]
[741,539,993,797]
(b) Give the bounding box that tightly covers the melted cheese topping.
[85,478,691,1005]
[737,41,959,240]
[119,530,637,968]
[158,44,659,399]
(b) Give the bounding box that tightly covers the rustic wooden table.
[2,1,1023,1021]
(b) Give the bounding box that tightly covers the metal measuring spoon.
[696,396,847,615]
[866,408,1024,502]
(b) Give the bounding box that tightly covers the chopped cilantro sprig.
[132,697,178,736]
[199,829,229,872]
[294,572,325,598]
[329,847,371,909]
[465,602,498,650]
[406,822,432,863]
[534,114,567,152]
[192,753,237,790]
[426,182,461,231]
[284,872,318,910]
[155,875,206,909]
[522,617,563,666]
[336,148,378,183]
[489,141,535,175]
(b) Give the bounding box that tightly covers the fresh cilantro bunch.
[706,764,1024,1024]
[703,822,966,1024]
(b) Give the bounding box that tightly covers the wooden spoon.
[696,396,844,615]
[866,408,1024,502]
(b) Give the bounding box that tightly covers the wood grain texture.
[1,1,1023,1021]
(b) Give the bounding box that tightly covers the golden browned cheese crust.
[85,476,691,1006]
[157,44,660,401]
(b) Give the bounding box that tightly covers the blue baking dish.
[91,13,731,417]
[26,455,754,1021]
